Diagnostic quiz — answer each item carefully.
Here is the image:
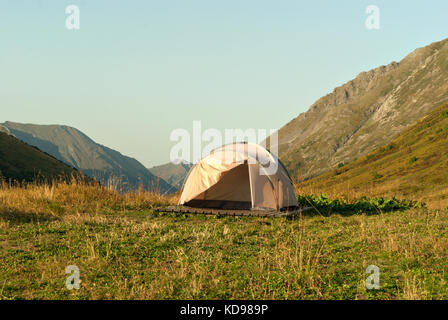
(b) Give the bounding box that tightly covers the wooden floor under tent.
[152,206,313,218]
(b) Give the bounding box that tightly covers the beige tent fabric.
[179,143,298,210]
[194,163,251,202]
[179,159,240,205]
[248,164,278,209]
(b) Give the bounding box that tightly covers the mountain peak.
[277,37,448,180]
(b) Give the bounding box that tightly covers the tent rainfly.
[179,142,298,211]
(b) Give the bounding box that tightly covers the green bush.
[297,193,425,215]
[409,156,418,164]
[372,172,383,180]
[442,110,448,118]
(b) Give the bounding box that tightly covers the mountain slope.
[0,131,83,182]
[149,161,193,191]
[0,125,11,135]
[275,38,448,180]
[301,103,448,208]
[1,122,171,193]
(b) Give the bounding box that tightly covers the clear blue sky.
[1,0,447,167]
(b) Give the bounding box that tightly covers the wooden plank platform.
[152,206,313,218]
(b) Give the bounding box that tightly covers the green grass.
[1,183,448,300]
[372,172,383,180]
[2,208,448,300]
[409,157,418,164]
[442,110,448,118]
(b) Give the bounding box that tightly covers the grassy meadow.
[1,180,448,300]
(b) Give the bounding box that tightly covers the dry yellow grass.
[0,178,177,218]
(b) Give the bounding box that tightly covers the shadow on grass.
[0,209,60,225]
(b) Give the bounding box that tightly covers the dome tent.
[179,142,298,211]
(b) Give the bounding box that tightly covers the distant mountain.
[274,38,448,180]
[148,161,192,191]
[0,131,83,183]
[1,122,171,193]
[302,103,448,207]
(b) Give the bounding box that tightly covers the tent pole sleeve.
[248,163,255,209]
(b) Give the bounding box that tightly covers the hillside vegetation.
[2,121,171,193]
[0,181,447,300]
[0,132,82,183]
[298,103,448,209]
